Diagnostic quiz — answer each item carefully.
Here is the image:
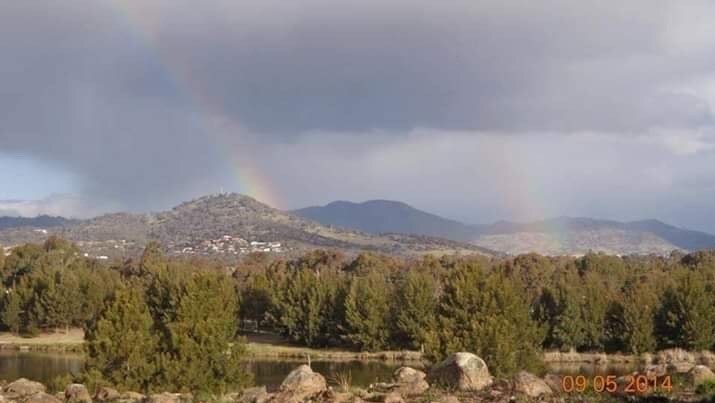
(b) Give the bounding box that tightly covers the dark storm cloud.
[1,0,715,220]
[137,0,713,132]
[0,1,227,210]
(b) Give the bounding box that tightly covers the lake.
[0,351,404,388]
[0,351,637,388]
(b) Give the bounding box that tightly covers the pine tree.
[85,287,160,392]
[620,281,658,354]
[344,272,393,351]
[1,290,23,333]
[162,272,251,394]
[394,270,437,350]
[239,273,275,330]
[550,284,586,351]
[274,268,341,346]
[431,266,544,376]
[655,271,715,350]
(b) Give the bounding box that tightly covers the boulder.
[689,365,715,386]
[25,392,63,403]
[65,384,92,403]
[513,371,552,397]
[94,387,121,402]
[643,364,667,379]
[543,374,562,393]
[381,392,403,403]
[238,387,270,403]
[700,351,715,367]
[2,379,46,399]
[146,393,191,403]
[118,392,146,403]
[657,349,696,373]
[391,367,429,395]
[277,365,327,401]
[427,352,492,391]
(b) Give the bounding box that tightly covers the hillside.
[293,200,715,255]
[0,194,492,259]
[293,200,475,240]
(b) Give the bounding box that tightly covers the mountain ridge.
[0,194,493,258]
[293,200,715,255]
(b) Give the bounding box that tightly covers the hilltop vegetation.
[3,237,715,393]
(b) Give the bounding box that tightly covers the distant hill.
[294,200,476,240]
[0,194,492,259]
[293,200,715,255]
[0,215,77,231]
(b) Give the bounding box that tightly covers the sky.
[1,1,715,232]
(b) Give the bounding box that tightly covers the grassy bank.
[241,332,423,362]
[245,341,423,362]
[0,329,85,352]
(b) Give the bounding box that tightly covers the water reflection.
[0,350,640,389]
[0,351,85,384]
[0,351,404,388]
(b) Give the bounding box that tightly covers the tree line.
[236,249,715,376]
[2,238,715,390]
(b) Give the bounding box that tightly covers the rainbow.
[102,0,282,208]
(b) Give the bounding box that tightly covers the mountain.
[0,215,77,231]
[293,200,715,255]
[0,194,493,259]
[294,200,476,240]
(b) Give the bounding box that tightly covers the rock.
[657,348,695,373]
[543,374,562,393]
[95,387,121,402]
[641,353,655,365]
[700,351,715,367]
[146,393,191,403]
[25,392,62,403]
[438,396,460,403]
[391,367,429,396]
[392,367,424,385]
[643,364,667,379]
[513,371,552,397]
[689,365,715,386]
[118,392,146,403]
[277,365,327,401]
[427,352,492,391]
[382,392,403,403]
[2,379,47,399]
[65,384,92,403]
[238,387,269,403]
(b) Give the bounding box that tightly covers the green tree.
[394,270,438,350]
[431,266,544,376]
[239,273,275,330]
[162,272,251,394]
[655,272,715,350]
[344,272,393,351]
[619,281,658,353]
[85,287,160,392]
[549,285,586,351]
[274,268,343,346]
[1,290,23,333]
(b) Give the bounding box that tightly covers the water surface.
[0,350,640,389]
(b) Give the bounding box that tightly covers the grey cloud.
[2,0,715,223]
